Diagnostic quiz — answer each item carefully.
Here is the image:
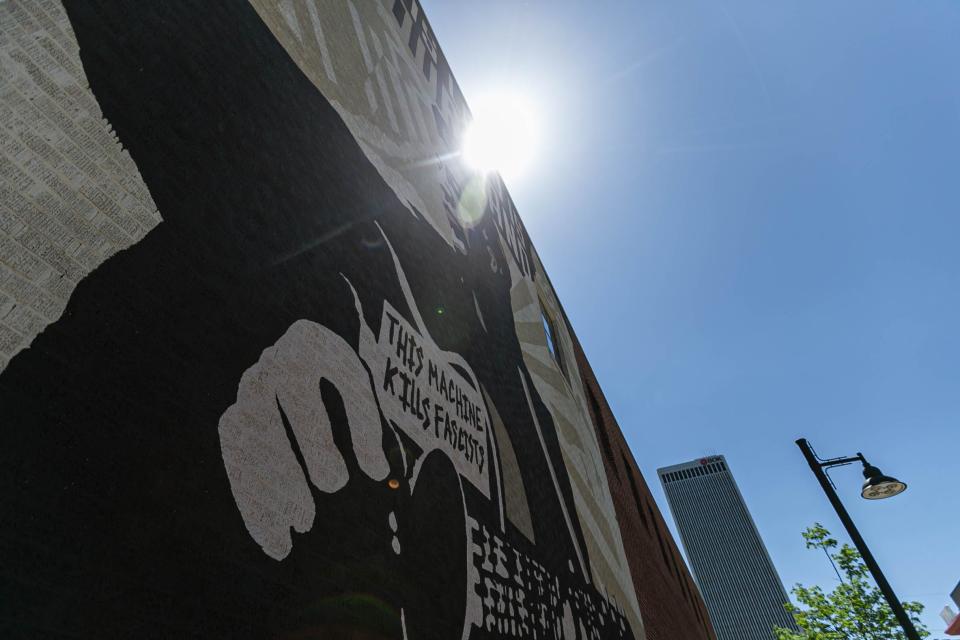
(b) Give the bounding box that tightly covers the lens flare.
[456,175,488,228]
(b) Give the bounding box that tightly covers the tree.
[774,523,928,640]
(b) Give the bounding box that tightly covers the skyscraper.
[659,456,797,640]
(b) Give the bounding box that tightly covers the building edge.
[569,330,718,640]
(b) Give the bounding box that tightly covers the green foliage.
[774,523,928,640]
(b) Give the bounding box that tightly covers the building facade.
[942,580,960,635]
[659,456,796,640]
[0,1,714,639]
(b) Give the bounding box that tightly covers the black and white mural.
[0,1,644,638]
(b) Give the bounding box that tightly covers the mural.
[0,1,660,638]
[0,0,161,368]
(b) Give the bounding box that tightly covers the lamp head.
[860,463,907,500]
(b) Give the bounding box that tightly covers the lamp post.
[795,438,920,640]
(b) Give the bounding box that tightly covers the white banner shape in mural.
[362,301,489,496]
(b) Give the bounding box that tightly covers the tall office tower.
[658,456,797,640]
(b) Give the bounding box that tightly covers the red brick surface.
[573,334,717,640]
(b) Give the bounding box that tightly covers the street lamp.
[860,462,907,500]
[796,438,919,640]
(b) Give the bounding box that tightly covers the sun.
[461,93,540,180]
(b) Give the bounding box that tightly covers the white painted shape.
[304,0,337,83]
[519,366,589,583]
[277,0,303,42]
[359,302,490,496]
[218,319,390,560]
[374,64,400,133]
[0,0,162,372]
[472,290,487,332]
[347,0,373,72]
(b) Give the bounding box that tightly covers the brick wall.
[573,333,718,640]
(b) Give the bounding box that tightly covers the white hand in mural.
[218,319,390,560]
[218,222,491,564]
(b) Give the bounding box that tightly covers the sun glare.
[461,93,540,180]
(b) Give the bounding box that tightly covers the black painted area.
[403,451,468,640]
[0,1,611,638]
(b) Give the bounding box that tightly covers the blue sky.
[423,0,959,633]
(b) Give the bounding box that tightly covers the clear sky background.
[423,0,958,634]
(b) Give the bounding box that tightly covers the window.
[540,303,566,376]
[650,506,676,577]
[587,383,616,474]
[623,452,651,533]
